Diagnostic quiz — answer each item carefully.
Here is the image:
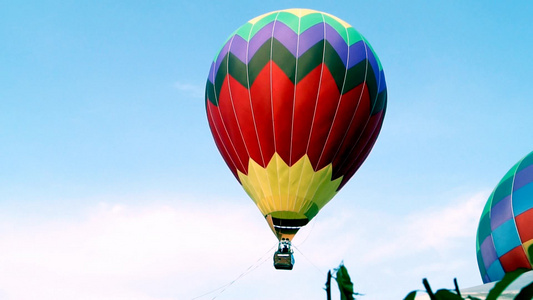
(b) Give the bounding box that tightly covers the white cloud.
[0,200,276,300]
[358,191,488,263]
[284,191,490,299]
[0,191,490,300]
[175,82,204,99]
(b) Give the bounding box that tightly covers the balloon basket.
[273,239,294,270]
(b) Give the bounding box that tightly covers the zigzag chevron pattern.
[206,9,387,192]
[206,40,386,115]
[206,12,386,108]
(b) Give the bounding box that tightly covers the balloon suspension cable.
[293,217,317,248]
[191,244,277,300]
[292,244,327,277]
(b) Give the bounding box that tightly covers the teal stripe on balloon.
[512,183,533,216]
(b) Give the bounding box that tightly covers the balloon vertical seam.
[299,12,328,210]
[511,154,532,268]
[245,20,273,214]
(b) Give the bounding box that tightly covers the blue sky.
[1,1,532,299]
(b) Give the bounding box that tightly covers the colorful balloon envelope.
[205,9,387,241]
[476,151,533,283]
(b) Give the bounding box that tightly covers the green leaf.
[529,244,533,265]
[335,264,355,300]
[486,268,529,300]
[403,291,417,300]
[434,289,464,299]
[515,280,533,300]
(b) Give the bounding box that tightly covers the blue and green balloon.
[476,151,533,283]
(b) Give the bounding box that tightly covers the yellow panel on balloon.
[238,153,343,220]
[523,239,533,263]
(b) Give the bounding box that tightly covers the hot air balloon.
[476,151,533,283]
[205,9,387,269]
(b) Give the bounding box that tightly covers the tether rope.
[293,217,317,247]
[292,244,327,277]
[191,244,277,300]
[192,242,329,299]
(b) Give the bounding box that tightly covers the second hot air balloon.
[205,8,387,269]
[476,151,533,283]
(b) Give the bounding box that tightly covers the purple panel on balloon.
[215,40,232,75]
[490,195,513,230]
[347,41,367,69]
[247,22,275,62]
[272,21,298,57]
[298,23,325,56]
[229,35,248,63]
[208,62,215,83]
[480,235,498,271]
[514,164,533,191]
[325,24,348,65]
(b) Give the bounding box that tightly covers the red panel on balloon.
[306,67,341,170]
[228,74,264,169]
[207,101,240,179]
[249,64,275,167]
[271,63,295,166]
[516,208,533,243]
[499,245,532,272]
[290,65,323,165]
[216,77,251,174]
